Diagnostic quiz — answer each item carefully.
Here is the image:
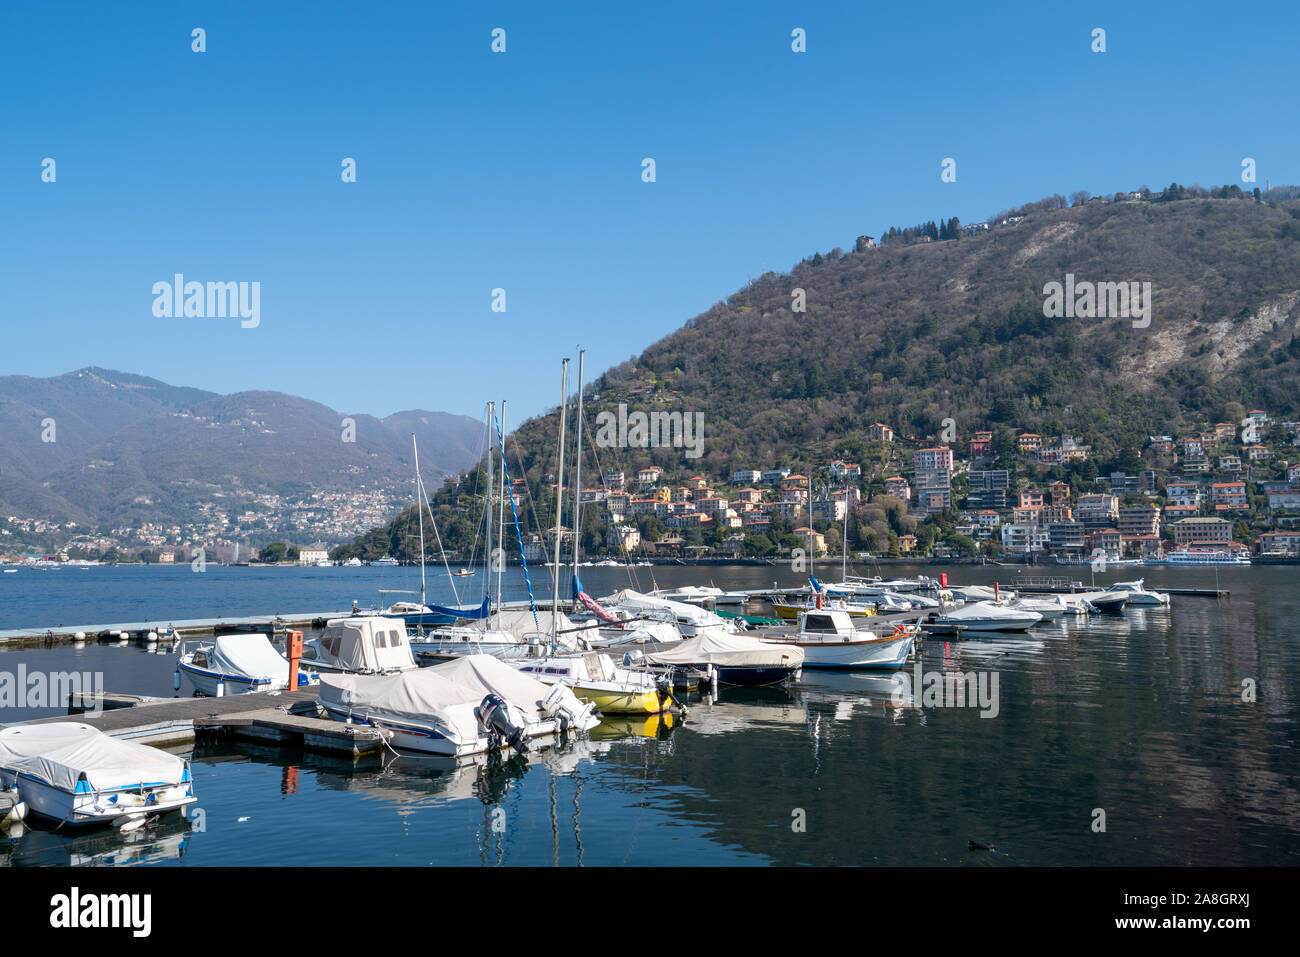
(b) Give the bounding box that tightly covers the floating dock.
[20,688,385,757]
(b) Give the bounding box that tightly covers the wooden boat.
[759,610,916,669]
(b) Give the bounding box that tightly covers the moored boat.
[317,654,599,757]
[759,609,916,669]
[643,632,804,686]
[0,723,196,829]
[177,633,318,696]
[927,601,1042,633]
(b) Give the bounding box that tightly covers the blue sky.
[3,0,1297,423]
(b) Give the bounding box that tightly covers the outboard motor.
[477,693,529,754]
[622,650,645,667]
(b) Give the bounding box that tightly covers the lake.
[1,562,1297,866]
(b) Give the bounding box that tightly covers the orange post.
[286,629,303,688]
[994,582,1000,602]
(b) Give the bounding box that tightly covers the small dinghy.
[0,723,196,828]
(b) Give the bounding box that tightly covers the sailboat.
[387,430,497,630]
[499,352,685,715]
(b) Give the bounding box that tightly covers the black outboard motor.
[477,693,529,754]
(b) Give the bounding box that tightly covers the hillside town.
[523,409,1300,565]
[0,486,408,564]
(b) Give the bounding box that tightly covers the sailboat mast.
[551,359,569,647]
[412,434,426,607]
[497,400,507,613]
[485,401,494,608]
[570,348,586,607]
[843,478,849,580]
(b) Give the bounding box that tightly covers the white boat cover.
[318,617,415,671]
[0,723,187,794]
[939,601,1038,622]
[601,589,729,627]
[319,654,552,729]
[484,608,578,641]
[209,634,289,680]
[643,632,805,668]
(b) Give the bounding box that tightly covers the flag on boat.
[810,574,824,593]
[572,575,621,625]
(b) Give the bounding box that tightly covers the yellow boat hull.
[571,685,672,715]
[773,603,876,620]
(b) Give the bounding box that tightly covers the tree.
[258,542,288,563]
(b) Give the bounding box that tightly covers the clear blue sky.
[3,0,1296,422]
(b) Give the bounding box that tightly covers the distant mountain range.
[0,368,486,527]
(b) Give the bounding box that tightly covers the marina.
[1,561,1296,867]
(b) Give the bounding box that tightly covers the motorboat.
[927,601,1042,633]
[758,610,916,669]
[772,598,876,620]
[409,608,584,661]
[1072,590,1128,613]
[1010,596,1070,620]
[600,588,741,637]
[508,651,679,715]
[302,616,418,673]
[649,585,724,606]
[643,632,804,686]
[370,556,399,566]
[177,633,318,696]
[342,557,364,567]
[1101,579,1170,606]
[0,723,195,829]
[316,654,600,757]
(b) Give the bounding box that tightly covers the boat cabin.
[303,616,416,673]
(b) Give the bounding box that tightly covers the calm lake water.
[1,563,1297,866]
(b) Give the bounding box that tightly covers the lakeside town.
[13,406,1299,569]
[505,407,1300,567]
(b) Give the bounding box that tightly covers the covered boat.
[508,651,679,715]
[0,723,196,828]
[643,632,804,685]
[928,601,1042,633]
[302,616,417,673]
[177,633,317,695]
[600,588,739,637]
[317,654,599,756]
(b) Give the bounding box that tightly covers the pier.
[0,610,355,647]
[22,688,385,758]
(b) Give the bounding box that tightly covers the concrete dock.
[23,688,385,757]
[0,610,355,647]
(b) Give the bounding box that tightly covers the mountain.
[332,186,1300,561]
[0,368,486,529]
[498,186,1300,485]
